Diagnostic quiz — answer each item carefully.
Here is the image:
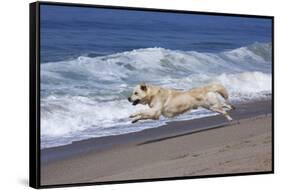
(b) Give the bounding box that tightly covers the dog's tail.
[208,83,229,100]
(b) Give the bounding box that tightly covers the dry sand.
[41,114,272,185]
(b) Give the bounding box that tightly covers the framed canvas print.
[29,1,274,188]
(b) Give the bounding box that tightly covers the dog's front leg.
[130,111,145,123]
[131,115,142,123]
[130,108,161,123]
[129,112,141,118]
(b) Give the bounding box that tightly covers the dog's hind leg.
[209,106,233,121]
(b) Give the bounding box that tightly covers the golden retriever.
[128,83,234,123]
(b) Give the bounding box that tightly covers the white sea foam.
[41,42,272,148]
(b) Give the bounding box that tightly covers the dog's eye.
[134,92,138,95]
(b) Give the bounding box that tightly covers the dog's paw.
[131,119,138,123]
[129,114,137,118]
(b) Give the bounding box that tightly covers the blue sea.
[40,5,272,148]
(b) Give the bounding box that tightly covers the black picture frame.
[30,1,274,189]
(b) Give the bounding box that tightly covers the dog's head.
[128,83,149,106]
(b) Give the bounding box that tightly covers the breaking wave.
[41,42,272,148]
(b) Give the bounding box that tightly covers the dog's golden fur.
[128,83,234,123]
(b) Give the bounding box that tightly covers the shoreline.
[41,99,272,185]
[41,99,272,164]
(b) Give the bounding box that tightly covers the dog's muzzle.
[128,97,140,105]
[132,99,140,106]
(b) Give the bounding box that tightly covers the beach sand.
[41,100,272,186]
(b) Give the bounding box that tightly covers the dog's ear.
[140,83,147,91]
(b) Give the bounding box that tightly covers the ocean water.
[40,5,272,148]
